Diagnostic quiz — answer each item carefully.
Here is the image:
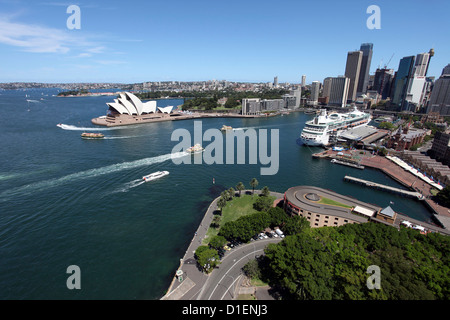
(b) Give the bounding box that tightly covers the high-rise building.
[328,76,350,107]
[301,75,306,87]
[391,56,415,108]
[442,64,450,76]
[356,43,373,95]
[373,68,394,99]
[414,52,431,77]
[274,76,278,88]
[344,50,363,102]
[428,73,450,115]
[310,81,320,104]
[322,77,332,98]
[291,87,302,108]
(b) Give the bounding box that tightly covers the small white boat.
[186,143,204,153]
[142,171,169,182]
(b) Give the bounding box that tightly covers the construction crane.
[384,53,394,69]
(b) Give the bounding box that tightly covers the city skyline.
[0,0,449,84]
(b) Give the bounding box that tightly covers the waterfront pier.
[344,175,425,200]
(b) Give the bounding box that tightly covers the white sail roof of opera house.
[106,92,162,115]
[158,106,174,114]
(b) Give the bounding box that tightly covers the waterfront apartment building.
[328,76,350,107]
[241,98,261,115]
[357,43,373,95]
[241,98,286,115]
[345,50,363,102]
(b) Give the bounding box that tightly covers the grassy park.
[203,193,276,244]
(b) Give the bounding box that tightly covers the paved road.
[198,238,282,300]
[162,190,284,300]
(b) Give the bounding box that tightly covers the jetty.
[344,175,425,200]
[331,159,364,169]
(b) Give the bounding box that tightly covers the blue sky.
[0,0,449,84]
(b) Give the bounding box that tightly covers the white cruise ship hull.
[300,107,371,148]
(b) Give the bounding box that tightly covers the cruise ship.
[300,107,371,147]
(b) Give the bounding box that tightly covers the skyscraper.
[310,81,320,104]
[391,56,415,108]
[329,76,350,107]
[356,43,373,95]
[301,75,306,87]
[414,52,431,77]
[322,77,332,98]
[428,66,450,115]
[345,50,363,102]
[373,68,394,99]
[441,63,450,76]
[274,76,278,88]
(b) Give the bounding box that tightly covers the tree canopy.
[262,223,449,300]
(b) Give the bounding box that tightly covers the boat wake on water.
[57,123,114,131]
[112,179,146,193]
[0,152,186,202]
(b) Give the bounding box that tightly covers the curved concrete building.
[283,186,381,228]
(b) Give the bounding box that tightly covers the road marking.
[207,249,264,300]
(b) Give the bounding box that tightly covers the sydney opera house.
[91,92,182,126]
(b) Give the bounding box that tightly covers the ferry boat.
[81,132,104,139]
[186,143,204,153]
[142,171,169,182]
[300,107,371,147]
[220,125,233,131]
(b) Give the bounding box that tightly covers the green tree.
[261,186,270,197]
[253,196,273,212]
[250,178,259,194]
[217,196,227,214]
[228,187,235,199]
[209,235,227,250]
[195,246,220,273]
[435,185,450,208]
[236,182,245,197]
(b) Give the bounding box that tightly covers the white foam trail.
[112,179,146,193]
[57,124,113,131]
[103,135,141,139]
[26,99,41,103]
[0,152,187,201]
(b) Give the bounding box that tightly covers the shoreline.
[90,111,280,127]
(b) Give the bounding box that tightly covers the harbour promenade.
[161,190,284,300]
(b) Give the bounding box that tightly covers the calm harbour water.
[0,89,434,299]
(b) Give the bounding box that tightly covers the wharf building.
[283,186,398,228]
